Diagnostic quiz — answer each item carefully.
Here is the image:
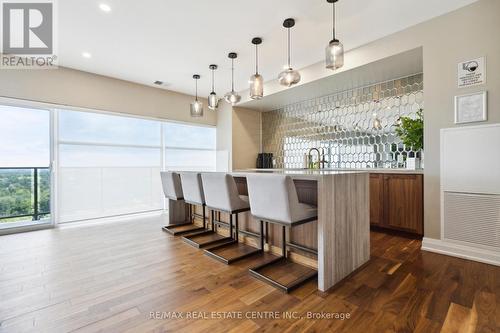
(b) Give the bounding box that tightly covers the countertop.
[237,168,424,176]
[231,169,366,180]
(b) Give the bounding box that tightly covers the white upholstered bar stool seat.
[201,173,250,214]
[160,171,183,201]
[246,174,318,293]
[248,174,317,225]
[160,171,204,236]
[200,173,262,264]
[180,172,228,248]
[180,172,205,206]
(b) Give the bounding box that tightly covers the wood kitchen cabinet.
[369,173,423,235]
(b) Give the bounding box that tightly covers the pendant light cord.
[287,27,291,68]
[255,44,259,74]
[231,58,235,92]
[195,78,198,101]
[211,69,215,93]
[332,1,336,40]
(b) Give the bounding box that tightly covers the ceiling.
[59,0,477,97]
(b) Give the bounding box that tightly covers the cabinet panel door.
[384,174,423,234]
[370,174,384,226]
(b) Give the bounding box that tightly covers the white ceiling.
[59,0,477,97]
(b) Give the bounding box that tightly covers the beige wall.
[237,0,499,239]
[216,102,261,171]
[0,66,217,125]
[420,0,500,238]
[232,106,261,170]
[216,101,233,170]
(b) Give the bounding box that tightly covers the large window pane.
[165,149,216,171]
[58,167,161,222]
[164,122,216,149]
[59,145,161,167]
[59,110,161,146]
[0,105,50,167]
[58,111,162,223]
[0,105,51,225]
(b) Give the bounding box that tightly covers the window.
[57,110,163,222]
[164,122,216,171]
[57,110,216,223]
[0,105,51,225]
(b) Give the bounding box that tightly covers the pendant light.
[278,18,301,87]
[208,64,219,110]
[224,52,241,105]
[325,0,344,70]
[249,37,264,99]
[190,74,203,117]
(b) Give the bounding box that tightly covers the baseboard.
[422,237,500,267]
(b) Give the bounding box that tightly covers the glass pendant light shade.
[190,74,203,117]
[190,100,203,117]
[250,37,264,99]
[279,18,300,87]
[325,39,344,70]
[207,64,219,110]
[326,0,344,70]
[208,92,218,110]
[278,68,301,87]
[224,91,241,105]
[249,73,264,99]
[224,52,241,105]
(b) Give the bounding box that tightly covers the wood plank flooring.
[0,213,499,333]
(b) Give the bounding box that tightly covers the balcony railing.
[0,167,50,222]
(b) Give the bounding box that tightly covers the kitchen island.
[169,169,370,292]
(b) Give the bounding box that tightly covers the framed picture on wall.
[454,91,487,124]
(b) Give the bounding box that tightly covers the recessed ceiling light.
[99,3,111,12]
[82,52,92,58]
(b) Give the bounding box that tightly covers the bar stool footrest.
[182,231,233,249]
[204,242,263,265]
[162,223,205,236]
[249,257,317,293]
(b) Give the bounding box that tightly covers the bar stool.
[180,172,233,248]
[160,171,205,236]
[201,172,264,264]
[246,174,318,293]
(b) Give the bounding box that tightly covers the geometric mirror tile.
[262,73,423,169]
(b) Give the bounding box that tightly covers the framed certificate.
[454,91,487,124]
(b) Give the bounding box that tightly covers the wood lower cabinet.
[369,173,423,235]
[369,174,384,226]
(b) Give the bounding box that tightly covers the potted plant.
[395,109,424,169]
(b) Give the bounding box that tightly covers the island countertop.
[236,168,423,176]
[231,168,366,180]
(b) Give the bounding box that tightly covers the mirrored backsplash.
[262,73,424,169]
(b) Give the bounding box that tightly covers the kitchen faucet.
[307,148,322,169]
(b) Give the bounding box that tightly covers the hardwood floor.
[0,214,499,333]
